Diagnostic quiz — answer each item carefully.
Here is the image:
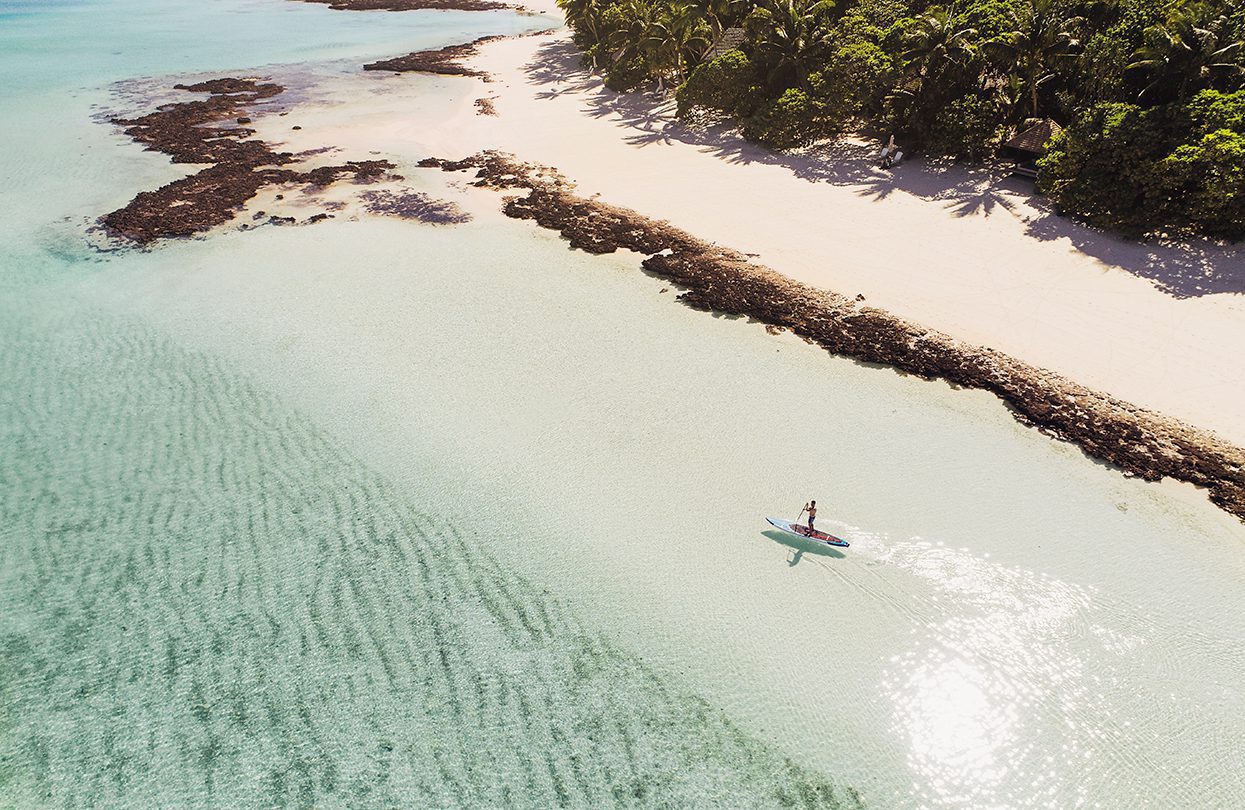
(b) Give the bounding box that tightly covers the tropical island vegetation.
[556,0,1245,239]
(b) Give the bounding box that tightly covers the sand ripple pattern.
[0,309,859,808]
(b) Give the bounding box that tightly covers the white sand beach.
[277,16,1245,444]
[8,1,1245,806]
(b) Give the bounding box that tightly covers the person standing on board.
[804,500,817,536]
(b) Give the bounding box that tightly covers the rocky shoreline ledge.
[293,0,510,12]
[422,152,1245,522]
[100,78,398,244]
[364,37,502,78]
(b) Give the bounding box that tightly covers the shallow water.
[2,1,1244,807]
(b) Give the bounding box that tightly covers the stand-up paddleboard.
[766,517,850,548]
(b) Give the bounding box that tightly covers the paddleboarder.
[765,514,850,548]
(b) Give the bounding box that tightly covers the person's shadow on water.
[761,530,846,566]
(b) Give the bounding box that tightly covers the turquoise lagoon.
[2,0,1245,807]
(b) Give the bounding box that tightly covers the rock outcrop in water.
[293,0,510,11]
[100,78,397,245]
[363,37,502,78]
[422,152,1245,522]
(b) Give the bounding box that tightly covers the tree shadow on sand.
[522,39,1245,299]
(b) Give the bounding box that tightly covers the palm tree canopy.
[1127,11,1245,102]
[983,0,1084,117]
[902,9,979,76]
[744,0,838,89]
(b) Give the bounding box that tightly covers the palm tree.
[902,8,979,86]
[560,0,605,51]
[644,1,713,84]
[688,0,748,45]
[744,0,837,91]
[606,0,662,69]
[985,0,1083,120]
[604,0,709,87]
[883,8,980,138]
[1128,11,1245,103]
[889,7,979,118]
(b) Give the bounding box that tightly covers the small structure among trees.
[1003,118,1063,178]
[704,27,748,62]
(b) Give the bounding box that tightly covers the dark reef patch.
[99,78,398,244]
[292,0,509,10]
[423,152,1245,522]
[364,37,501,78]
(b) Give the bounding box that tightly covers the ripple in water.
[0,306,861,807]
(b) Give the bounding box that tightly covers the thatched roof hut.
[703,28,748,62]
[1003,119,1063,178]
[1004,119,1064,157]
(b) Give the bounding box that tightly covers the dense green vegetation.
[558,0,1245,238]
